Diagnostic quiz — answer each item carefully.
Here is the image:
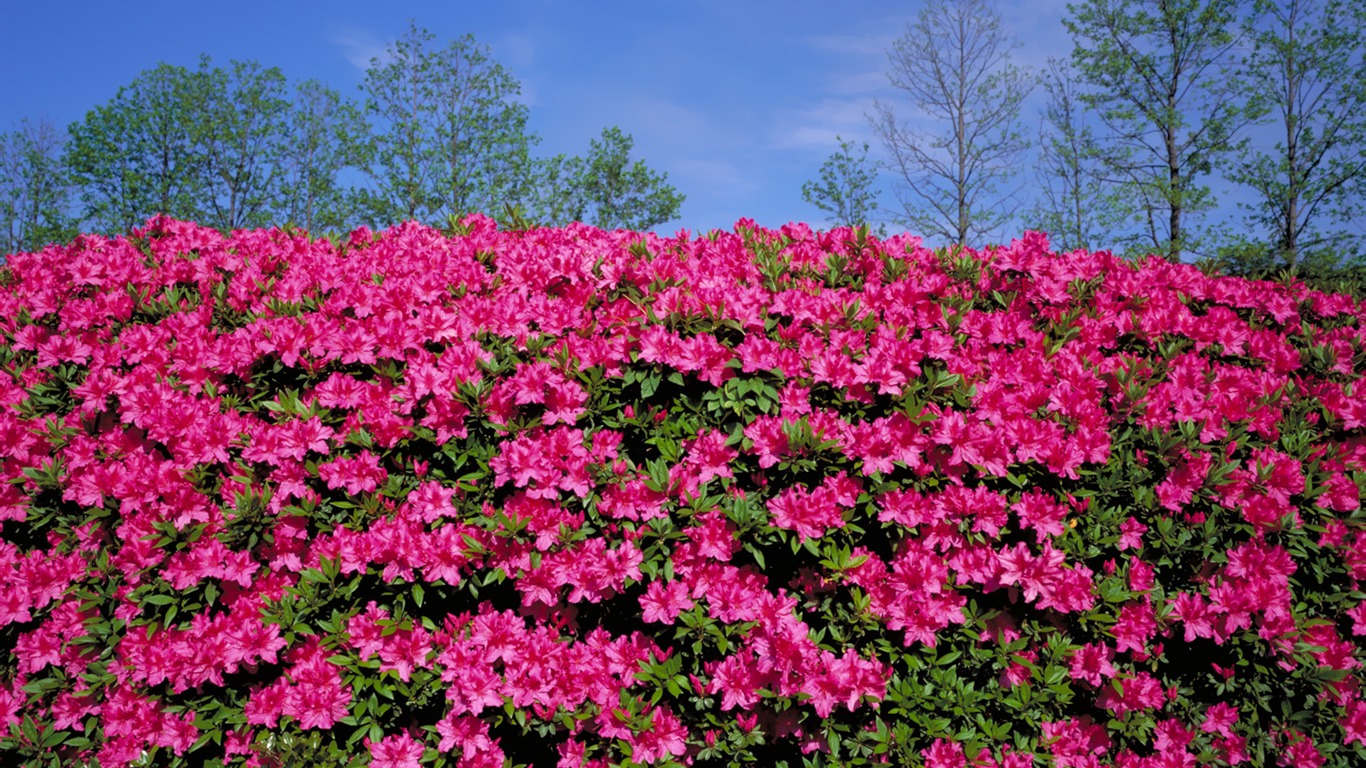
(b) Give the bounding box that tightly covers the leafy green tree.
[1064,0,1251,261]
[528,127,683,231]
[280,80,367,233]
[65,57,312,233]
[1226,0,1366,271]
[65,62,208,232]
[0,118,75,255]
[571,127,683,231]
[354,22,537,226]
[871,0,1033,247]
[190,58,294,231]
[525,153,580,228]
[1026,59,1129,252]
[801,137,882,231]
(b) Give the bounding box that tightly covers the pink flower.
[378,626,434,682]
[1117,517,1147,550]
[436,710,496,755]
[921,738,967,768]
[318,450,386,495]
[1201,702,1239,738]
[707,653,763,711]
[367,731,425,768]
[684,428,738,485]
[640,580,693,624]
[1342,699,1366,746]
[1040,717,1111,762]
[1012,489,1069,542]
[1156,449,1210,511]
[291,678,351,730]
[1218,734,1250,765]
[1068,642,1117,687]
[800,649,890,717]
[1112,599,1157,655]
[1153,718,1194,753]
[1277,729,1325,768]
[1097,671,1167,714]
[1169,592,1215,641]
[629,705,689,764]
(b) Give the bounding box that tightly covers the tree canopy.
[5,24,685,245]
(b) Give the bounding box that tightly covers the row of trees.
[803,0,1366,275]
[0,23,684,254]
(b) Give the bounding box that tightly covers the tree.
[355,22,538,226]
[571,127,683,231]
[528,127,683,231]
[65,62,208,232]
[525,153,581,228]
[801,137,881,231]
[65,58,311,234]
[0,118,74,254]
[1065,0,1250,261]
[1226,0,1366,271]
[871,0,1033,247]
[190,58,293,231]
[1026,60,1129,252]
[280,80,366,233]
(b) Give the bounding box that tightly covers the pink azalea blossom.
[366,731,425,768]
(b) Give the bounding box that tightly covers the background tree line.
[0,22,684,253]
[803,0,1366,290]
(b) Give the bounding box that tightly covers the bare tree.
[871,0,1033,247]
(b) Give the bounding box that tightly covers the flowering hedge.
[1,215,1364,768]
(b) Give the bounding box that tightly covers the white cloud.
[331,28,391,72]
[826,69,891,95]
[493,33,536,71]
[668,158,760,199]
[797,31,898,59]
[625,96,742,153]
[771,97,879,151]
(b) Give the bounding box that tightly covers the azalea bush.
[1,214,1364,768]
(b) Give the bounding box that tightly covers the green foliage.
[280,79,368,233]
[192,58,295,231]
[353,22,538,227]
[0,118,75,255]
[532,127,684,231]
[1025,59,1129,253]
[49,24,685,239]
[1226,0,1366,270]
[801,137,882,233]
[65,61,210,232]
[1205,237,1366,299]
[1064,0,1252,262]
[63,56,311,234]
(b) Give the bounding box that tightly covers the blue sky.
[0,0,1078,237]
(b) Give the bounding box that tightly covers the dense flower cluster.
[1,215,1364,767]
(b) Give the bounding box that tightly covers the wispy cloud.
[331,27,391,72]
[625,96,742,154]
[826,69,890,95]
[771,97,879,151]
[669,158,760,199]
[493,33,536,71]
[797,31,898,59]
